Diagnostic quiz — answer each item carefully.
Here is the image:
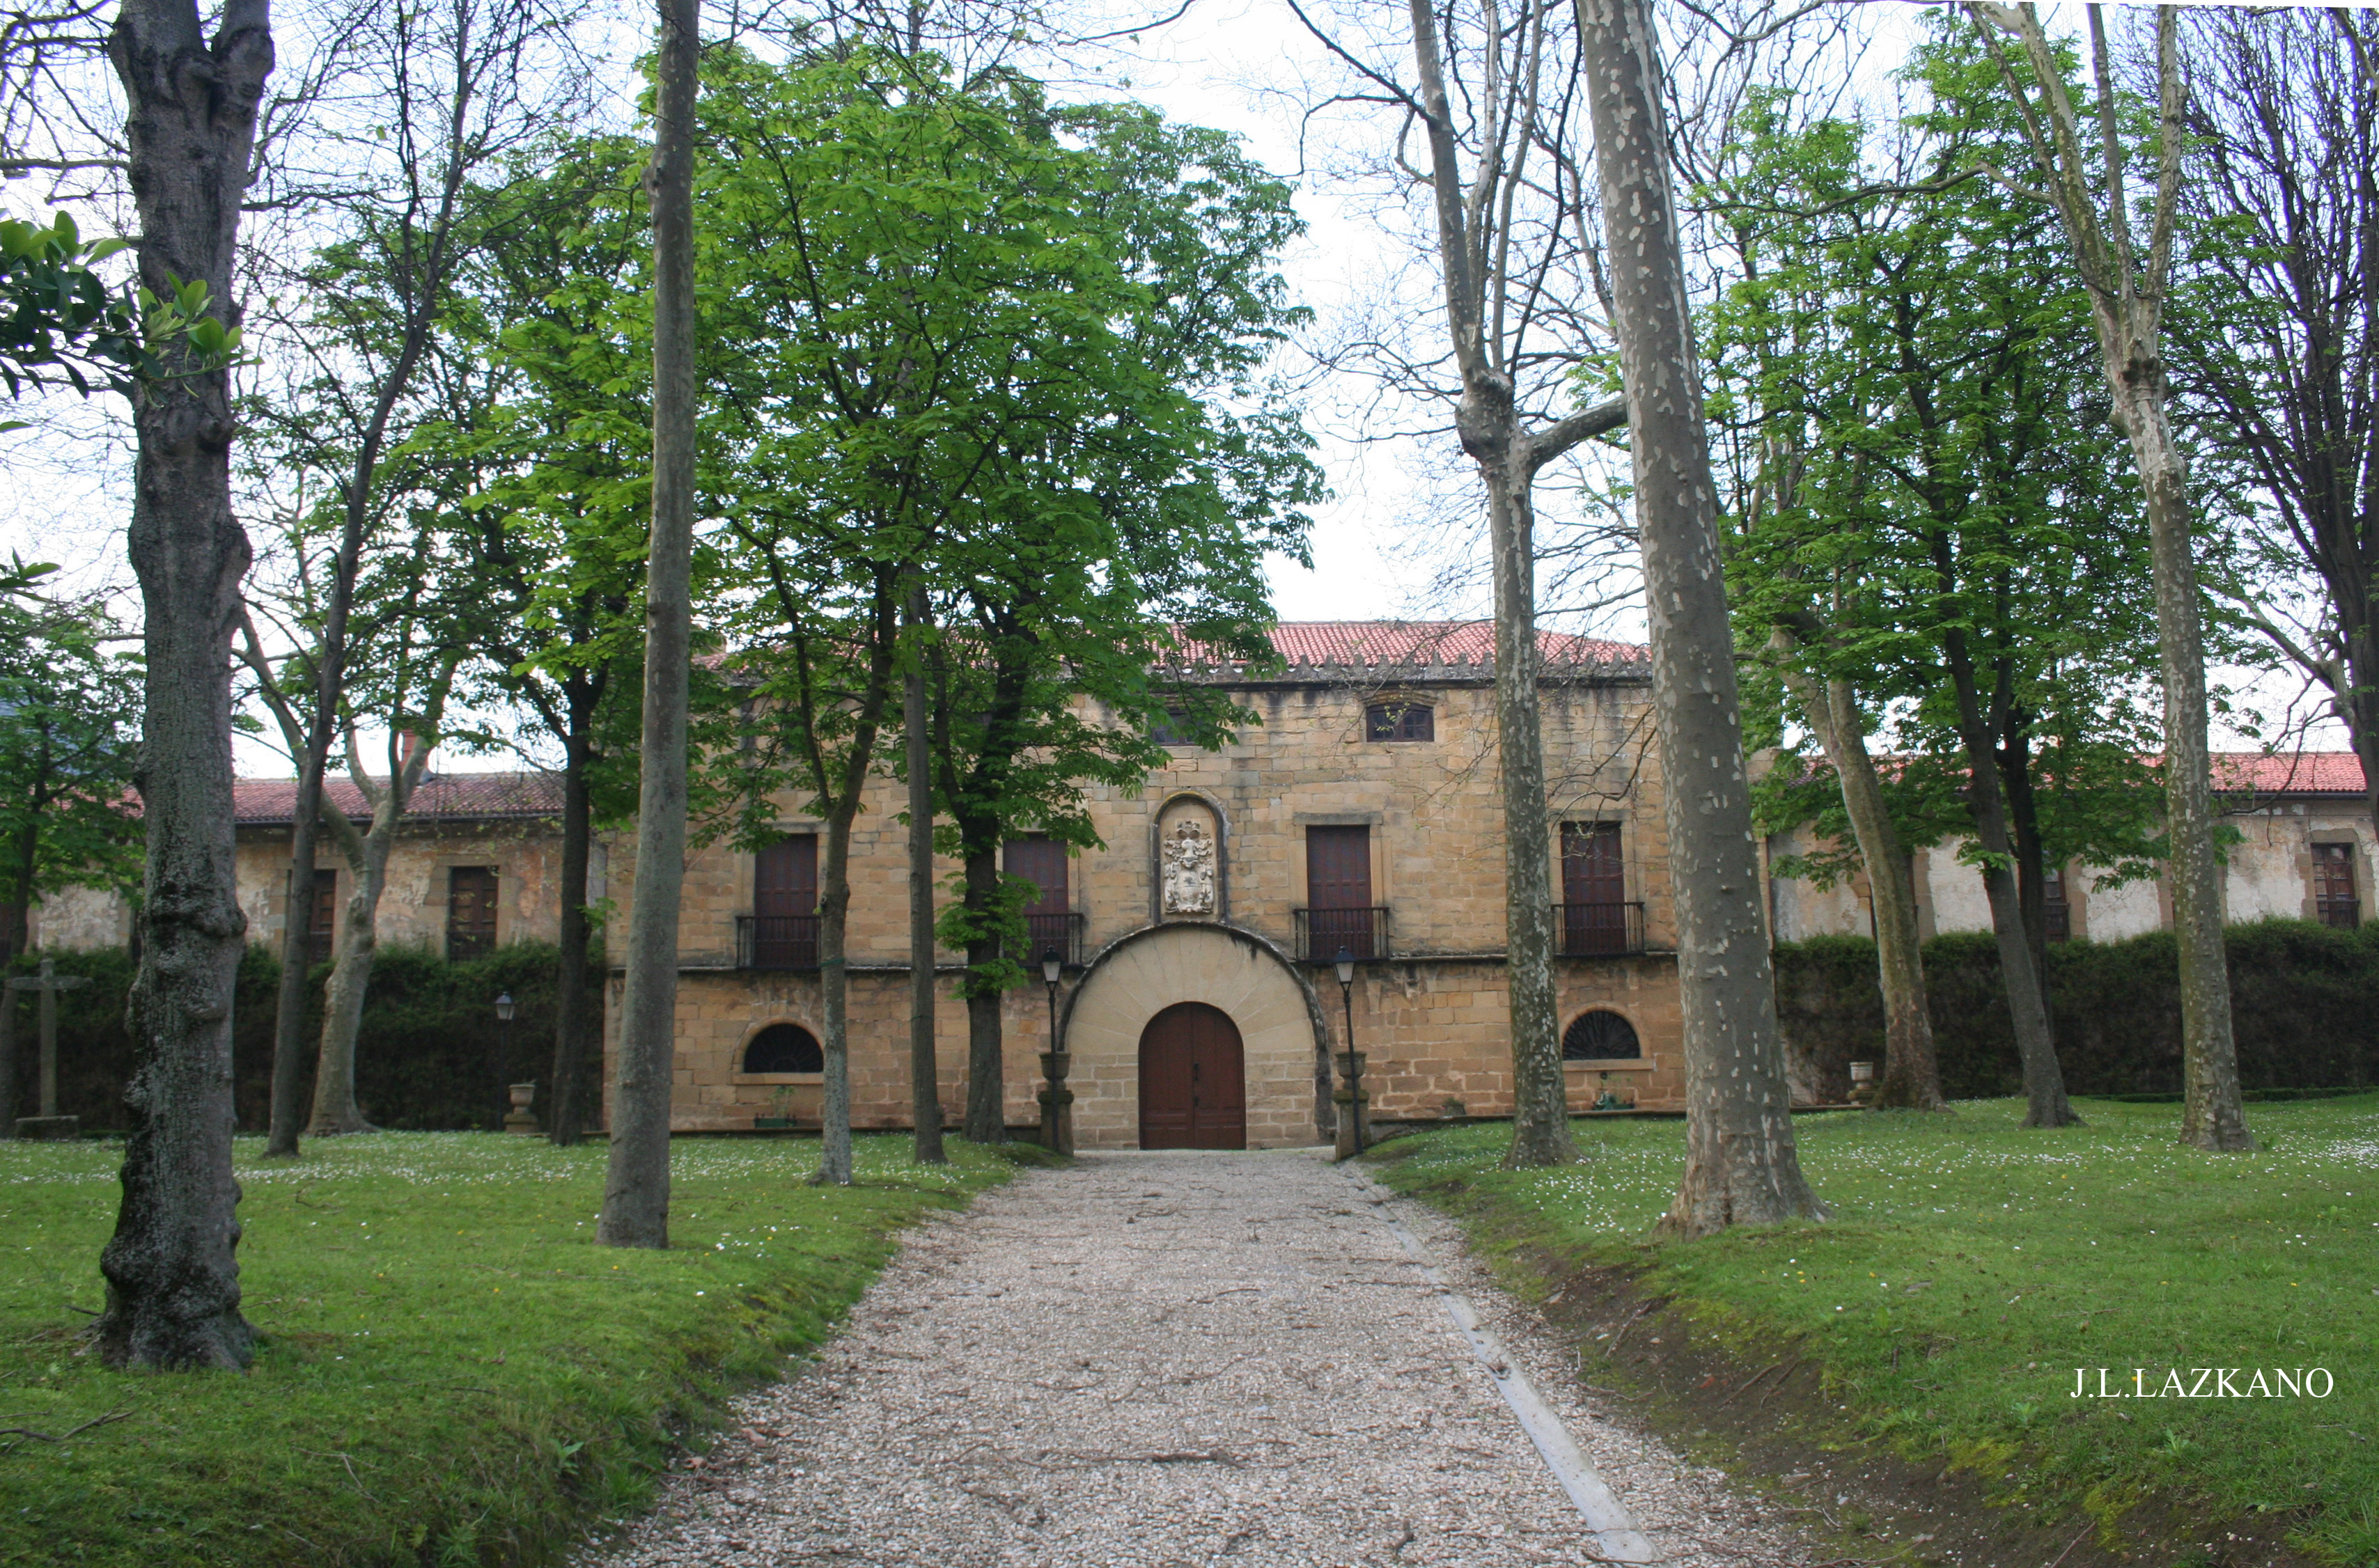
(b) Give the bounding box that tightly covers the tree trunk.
[547,711,595,1146]
[2118,374,2249,1150]
[1944,649,2077,1128]
[1488,469,1575,1168]
[959,843,1004,1142]
[8,813,37,957]
[1998,723,2057,1026]
[813,806,859,1186]
[265,794,320,1155]
[904,582,944,1163]
[94,0,272,1371]
[1577,0,1823,1235]
[599,0,698,1248]
[306,840,389,1134]
[1769,641,1944,1111]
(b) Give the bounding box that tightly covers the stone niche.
[1155,796,1224,922]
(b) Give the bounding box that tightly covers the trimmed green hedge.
[1774,918,2379,1100]
[0,943,599,1134]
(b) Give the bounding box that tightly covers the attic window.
[1151,707,1193,746]
[1365,701,1434,742]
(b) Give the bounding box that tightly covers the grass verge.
[1366,1095,2379,1566]
[0,1131,1043,1567]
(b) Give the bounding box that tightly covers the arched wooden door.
[1137,1002,1246,1150]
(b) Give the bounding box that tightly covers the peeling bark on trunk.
[1972,2,2249,1151]
[1488,471,1572,1168]
[1769,639,1943,1111]
[1577,0,1823,1234]
[600,0,699,1247]
[94,0,272,1370]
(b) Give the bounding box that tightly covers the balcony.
[1293,906,1391,962]
[1555,901,1645,957]
[1022,911,1087,967]
[736,914,821,970]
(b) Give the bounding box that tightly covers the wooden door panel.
[1138,1002,1246,1150]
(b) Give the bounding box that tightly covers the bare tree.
[1574,0,1823,1233]
[1285,0,1623,1168]
[2169,9,2379,846]
[1968,1,2251,1152]
[237,0,594,1159]
[600,0,699,1248]
[90,0,273,1370]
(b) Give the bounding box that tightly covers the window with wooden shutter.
[1305,824,1375,958]
[309,868,338,968]
[446,866,499,959]
[2314,842,2360,929]
[1559,822,1627,954]
[1004,836,1073,962]
[2042,864,2070,942]
[754,835,820,967]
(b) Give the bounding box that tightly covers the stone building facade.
[22,774,574,964]
[602,621,1692,1147]
[1768,751,2373,944]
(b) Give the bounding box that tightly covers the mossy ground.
[0,1131,1040,1567]
[1367,1095,2379,1566]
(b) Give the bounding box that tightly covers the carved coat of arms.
[1161,817,1217,916]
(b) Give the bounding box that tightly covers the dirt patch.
[1513,1248,2316,1568]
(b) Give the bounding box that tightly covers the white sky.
[0,0,2355,771]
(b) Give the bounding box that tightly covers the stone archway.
[1060,923,1327,1149]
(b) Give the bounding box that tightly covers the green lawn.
[1368,1096,2379,1566]
[0,1131,1036,1567]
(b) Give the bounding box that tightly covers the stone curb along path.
[579,1149,1823,1568]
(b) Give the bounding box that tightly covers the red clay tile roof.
[1255,620,1644,671]
[2210,751,2367,797]
[233,771,562,826]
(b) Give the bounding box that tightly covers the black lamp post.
[1038,948,1073,1155]
[1332,947,1366,1159]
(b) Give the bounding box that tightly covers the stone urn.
[504,1081,540,1134]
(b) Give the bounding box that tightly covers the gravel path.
[579,1147,1823,1567]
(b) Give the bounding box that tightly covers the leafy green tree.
[1,212,235,403]
[0,576,142,957]
[699,49,1318,1177]
[414,134,657,1148]
[1708,56,2167,1129]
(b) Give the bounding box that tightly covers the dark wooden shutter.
[2314,843,2359,928]
[755,835,820,966]
[1306,824,1374,958]
[756,835,818,917]
[1560,822,1625,954]
[447,867,498,959]
[309,868,338,967]
[1005,836,1072,964]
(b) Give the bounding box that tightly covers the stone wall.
[604,667,1690,1142]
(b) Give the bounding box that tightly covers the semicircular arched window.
[1561,1010,1640,1061]
[743,1023,823,1074]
